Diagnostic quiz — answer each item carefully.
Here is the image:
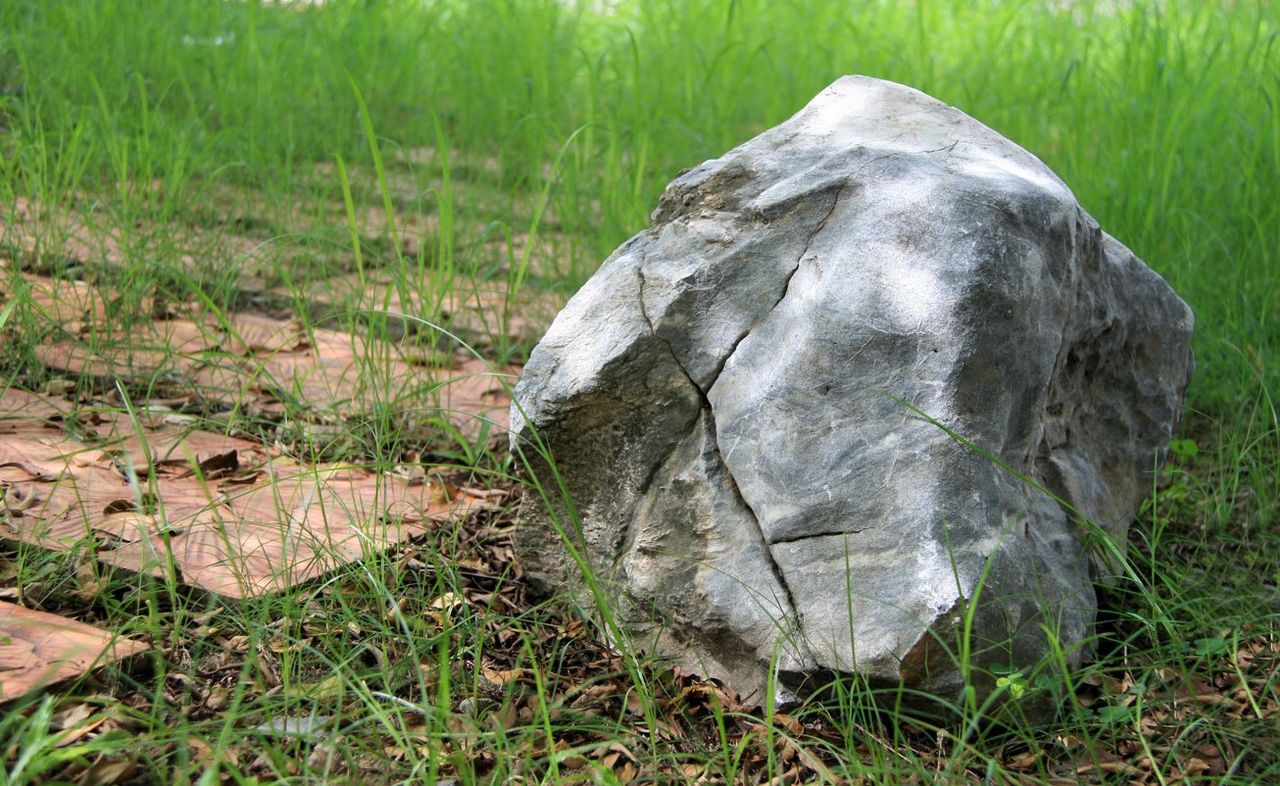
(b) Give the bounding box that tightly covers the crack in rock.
[636,257,806,647]
[610,258,707,569]
[628,182,849,667]
[636,262,710,404]
[706,183,845,398]
[704,407,806,641]
[768,525,872,547]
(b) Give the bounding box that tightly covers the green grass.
[1,0,1278,782]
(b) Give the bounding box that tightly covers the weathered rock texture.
[510,76,1194,709]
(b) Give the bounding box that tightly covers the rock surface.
[510,76,1194,710]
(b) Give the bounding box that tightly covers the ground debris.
[14,272,516,442]
[0,386,494,598]
[0,600,146,701]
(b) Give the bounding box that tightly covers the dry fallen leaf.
[1,484,40,513]
[74,755,135,786]
[1,388,491,597]
[0,601,147,701]
[51,702,111,747]
[23,275,518,440]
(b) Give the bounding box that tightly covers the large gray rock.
[510,76,1193,711]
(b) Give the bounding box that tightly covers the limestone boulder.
[510,76,1194,710]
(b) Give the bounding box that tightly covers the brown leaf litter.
[14,272,515,441]
[0,600,146,701]
[1,195,265,286]
[0,387,497,598]
[3,188,566,351]
[285,269,563,351]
